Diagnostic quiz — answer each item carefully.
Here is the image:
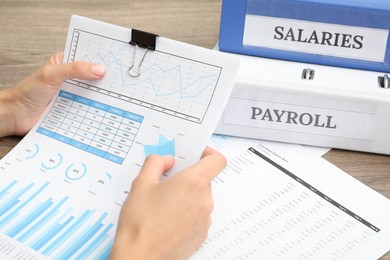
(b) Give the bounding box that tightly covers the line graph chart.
[66,29,222,123]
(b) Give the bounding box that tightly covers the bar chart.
[0,180,116,259]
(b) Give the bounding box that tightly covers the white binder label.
[224,98,375,141]
[243,15,388,62]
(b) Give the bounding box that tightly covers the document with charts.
[0,15,238,259]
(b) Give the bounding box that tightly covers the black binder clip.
[301,68,315,80]
[128,29,158,77]
[378,74,390,89]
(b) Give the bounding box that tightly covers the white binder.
[214,49,390,155]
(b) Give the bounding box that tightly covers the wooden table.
[1,0,389,258]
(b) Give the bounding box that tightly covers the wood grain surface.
[1,0,389,258]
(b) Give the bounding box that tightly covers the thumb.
[136,154,175,186]
[38,53,106,86]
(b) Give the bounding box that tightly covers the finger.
[49,61,105,84]
[201,146,219,158]
[136,154,175,186]
[39,53,105,85]
[187,147,227,184]
[47,52,65,66]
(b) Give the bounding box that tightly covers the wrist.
[110,229,161,260]
[109,232,133,259]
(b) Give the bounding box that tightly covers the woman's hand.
[0,52,105,137]
[111,146,227,260]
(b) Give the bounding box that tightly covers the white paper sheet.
[0,15,238,259]
[302,145,331,157]
[192,135,390,259]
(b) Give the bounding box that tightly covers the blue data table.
[37,90,144,164]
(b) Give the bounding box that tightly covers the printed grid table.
[36,90,144,164]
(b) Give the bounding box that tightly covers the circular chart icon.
[90,173,113,192]
[41,153,63,170]
[65,163,87,180]
[18,144,39,160]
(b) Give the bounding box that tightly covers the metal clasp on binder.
[301,68,315,80]
[128,29,158,77]
[378,74,390,89]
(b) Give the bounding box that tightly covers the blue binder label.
[243,15,388,63]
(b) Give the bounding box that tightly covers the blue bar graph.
[96,239,115,260]
[0,180,17,199]
[17,196,69,243]
[75,223,114,260]
[0,183,34,217]
[0,182,49,228]
[30,209,75,251]
[0,180,115,259]
[56,212,108,259]
[42,209,95,256]
[6,198,54,237]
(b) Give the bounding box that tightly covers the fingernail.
[91,65,105,76]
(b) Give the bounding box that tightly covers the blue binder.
[219,0,390,72]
